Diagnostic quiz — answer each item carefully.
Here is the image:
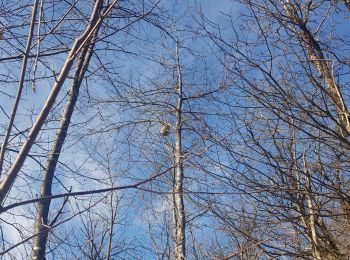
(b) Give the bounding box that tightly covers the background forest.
[0,0,349,259]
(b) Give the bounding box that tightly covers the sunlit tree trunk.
[0,0,39,176]
[279,0,350,136]
[173,39,186,260]
[31,7,102,259]
[0,0,113,206]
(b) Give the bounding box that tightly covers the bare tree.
[31,6,103,258]
[2,0,349,259]
[0,0,118,206]
[200,0,350,258]
[172,38,186,260]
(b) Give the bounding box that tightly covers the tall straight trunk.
[31,18,102,260]
[302,152,342,259]
[305,172,321,259]
[106,192,118,260]
[173,39,186,260]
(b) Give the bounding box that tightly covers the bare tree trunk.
[0,0,39,176]
[106,192,118,260]
[173,39,186,260]
[0,0,116,207]
[279,0,350,136]
[302,151,342,259]
[31,12,102,260]
[302,152,321,260]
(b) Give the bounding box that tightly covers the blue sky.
[2,0,349,258]
[0,1,241,258]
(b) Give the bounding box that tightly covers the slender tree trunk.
[278,0,350,136]
[173,39,186,260]
[299,148,321,259]
[302,152,342,259]
[106,192,118,260]
[31,14,102,260]
[305,172,321,259]
[0,0,39,176]
[0,0,117,206]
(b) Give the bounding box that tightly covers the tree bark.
[173,39,186,260]
[31,7,102,260]
[0,0,39,176]
[0,0,112,207]
[279,0,350,136]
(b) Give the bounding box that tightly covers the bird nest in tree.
[160,123,170,136]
